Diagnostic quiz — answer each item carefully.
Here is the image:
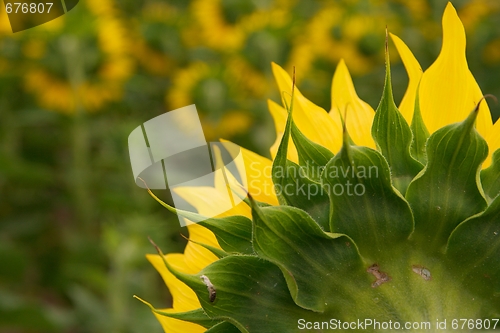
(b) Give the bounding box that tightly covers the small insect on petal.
[412,265,432,281]
[200,275,216,302]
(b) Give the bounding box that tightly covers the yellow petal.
[183,224,219,272]
[271,62,342,153]
[173,186,251,219]
[173,186,247,272]
[221,139,279,206]
[185,223,219,248]
[154,309,206,333]
[211,143,254,211]
[267,99,299,162]
[329,59,375,148]
[390,33,423,123]
[484,119,500,168]
[419,2,492,137]
[213,140,279,207]
[147,253,201,311]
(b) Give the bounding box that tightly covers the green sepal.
[242,196,272,208]
[133,297,220,329]
[272,81,330,229]
[290,120,334,181]
[481,149,500,202]
[250,200,364,312]
[273,160,330,230]
[446,194,500,307]
[409,87,430,165]
[321,138,414,260]
[406,108,488,255]
[167,255,321,333]
[371,39,423,194]
[272,84,294,206]
[197,217,253,256]
[205,321,242,333]
[146,188,253,255]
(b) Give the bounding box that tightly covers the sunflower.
[138,3,500,332]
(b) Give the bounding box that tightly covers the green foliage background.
[0,0,499,332]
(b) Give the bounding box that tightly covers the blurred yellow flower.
[167,62,209,109]
[24,0,133,114]
[166,59,263,140]
[202,111,253,141]
[22,39,46,59]
[484,38,500,65]
[129,1,178,76]
[459,0,499,31]
[226,57,269,98]
[187,0,292,51]
[395,0,430,21]
[288,3,394,78]
[189,0,247,51]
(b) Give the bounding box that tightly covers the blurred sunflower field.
[1,0,500,332]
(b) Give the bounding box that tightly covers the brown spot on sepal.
[367,263,391,288]
[411,265,431,281]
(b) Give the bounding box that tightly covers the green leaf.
[272,82,331,230]
[405,108,488,254]
[145,188,253,255]
[446,194,500,304]
[250,202,364,312]
[481,149,500,202]
[409,88,430,165]
[290,120,334,182]
[205,321,242,333]
[166,255,321,333]
[371,40,423,194]
[321,140,414,260]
